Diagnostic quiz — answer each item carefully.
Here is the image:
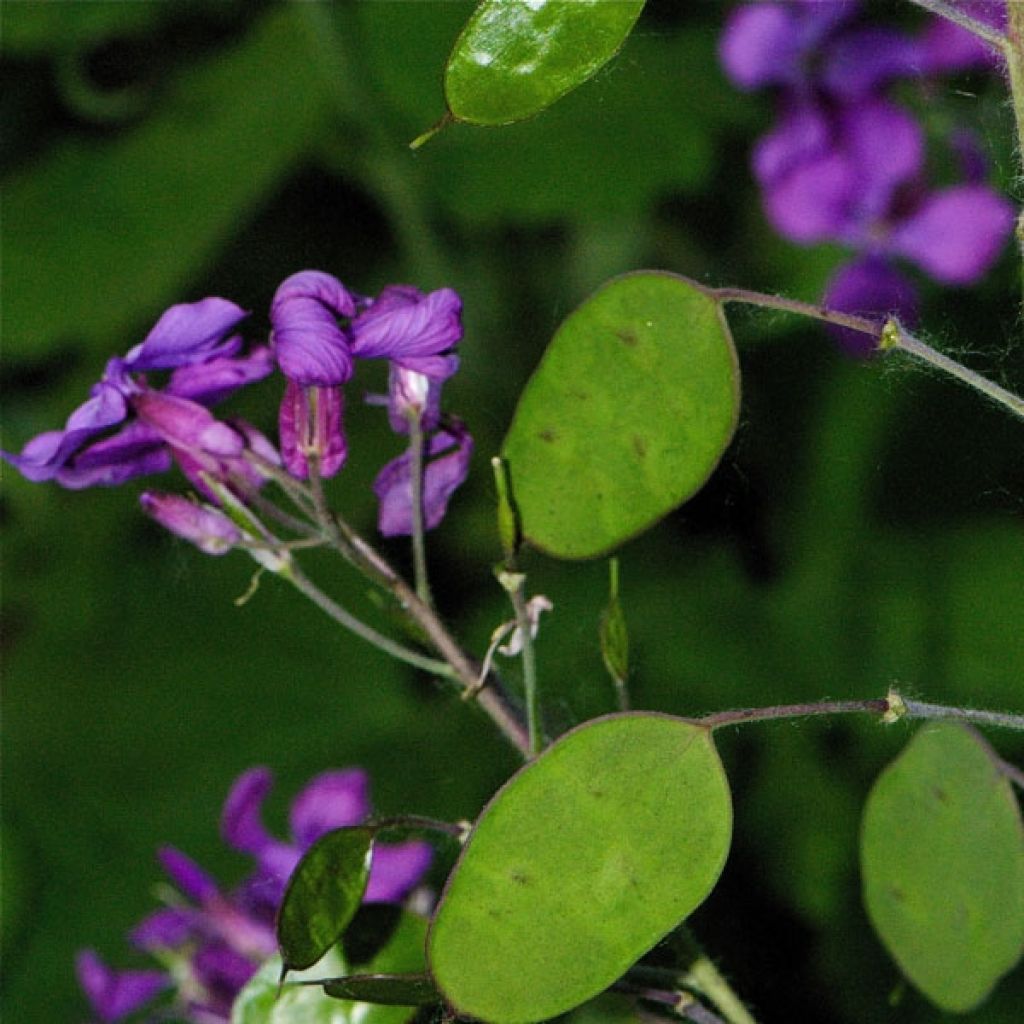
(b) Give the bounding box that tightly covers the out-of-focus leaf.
[502,272,739,558]
[443,0,645,126]
[278,827,373,975]
[356,6,750,224]
[3,7,326,361]
[2,2,170,55]
[427,713,732,1023]
[233,949,352,1024]
[861,723,1024,1012]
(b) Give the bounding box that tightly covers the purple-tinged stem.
[907,0,1008,52]
[408,413,433,607]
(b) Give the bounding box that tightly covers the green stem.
[701,694,1024,732]
[508,577,543,757]
[681,958,757,1024]
[408,415,433,607]
[886,325,1024,421]
[281,561,457,680]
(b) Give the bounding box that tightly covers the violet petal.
[158,846,220,904]
[718,3,800,90]
[351,286,463,380]
[167,345,275,406]
[130,907,196,951]
[2,380,128,482]
[221,767,276,855]
[823,257,918,359]
[820,27,920,100]
[374,425,474,537]
[271,270,357,387]
[890,184,1014,284]
[122,298,249,372]
[365,840,433,903]
[76,950,168,1023]
[289,768,371,849]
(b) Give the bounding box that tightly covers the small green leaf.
[278,827,373,974]
[861,723,1024,1012]
[444,0,645,126]
[502,272,739,559]
[321,974,439,1006]
[427,712,732,1024]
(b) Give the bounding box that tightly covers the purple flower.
[76,951,169,1023]
[374,421,474,537]
[270,270,359,387]
[222,767,433,908]
[351,285,463,381]
[140,493,242,555]
[79,766,432,1023]
[2,300,272,488]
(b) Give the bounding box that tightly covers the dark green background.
[3,2,1022,1021]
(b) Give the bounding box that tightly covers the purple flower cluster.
[76,767,432,1023]
[720,0,1014,356]
[2,271,471,542]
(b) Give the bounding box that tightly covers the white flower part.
[498,595,553,656]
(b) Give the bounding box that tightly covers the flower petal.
[823,257,918,359]
[167,345,275,406]
[718,3,800,90]
[133,391,244,458]
[289,768,371,849]
[752,101,831,188]
[54,422,171,489]
[918,2,1005,74]
[764,152,857,244]
[158,846,220,904]
[373,424,474,537]
[820,27,920,100]
[76,950,168,1023]
[221,767,276,855]
[2,379,128,483]
[130,907,196,951]
[890,184,1014,284]
[365,841,433,903]
[271,270,357,386]
[122,298,249,372]
[352,286,463,380]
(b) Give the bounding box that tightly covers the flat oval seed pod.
[427,712,733,1023]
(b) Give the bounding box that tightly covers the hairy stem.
[886,325,1024,421]
[702,693,1024,732]
[907,0,1008,52]
[709,286,881,337]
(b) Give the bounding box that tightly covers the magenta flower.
[78,766,433,1023]
[2,299,272,488]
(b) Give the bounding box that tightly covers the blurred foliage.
[2,2,1023,1022]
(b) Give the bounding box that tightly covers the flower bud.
[140,492,241,555]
